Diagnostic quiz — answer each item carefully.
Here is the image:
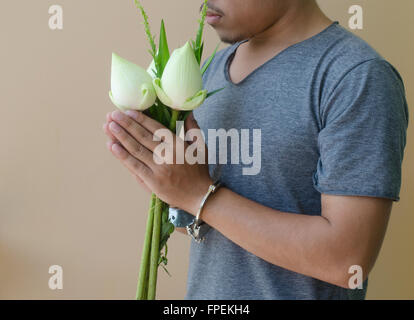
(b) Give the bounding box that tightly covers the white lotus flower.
[153,42,207,111]
[109,53,156,111]
[147,59,157,79]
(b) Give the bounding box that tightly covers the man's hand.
[103,109,213,214]
[102,110,393,289]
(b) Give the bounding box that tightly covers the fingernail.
[106,141,113,150]
[112,143,123,156]
[112,110,123,121]
[125,110,137,118]
[109,121,121,133]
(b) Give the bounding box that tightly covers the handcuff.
[185,179,222,243]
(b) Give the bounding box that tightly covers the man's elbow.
[330,257,371,289]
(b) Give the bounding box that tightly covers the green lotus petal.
[109,91,128,111]
[147,59,157,79]
[179,89,207,111]
[139,83,157,111]
[161,42,203,107]
[153,78,173,107]
[111,52,156,110]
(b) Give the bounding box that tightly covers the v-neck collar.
[224,21,339,86]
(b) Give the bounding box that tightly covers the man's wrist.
[185,177,214,216]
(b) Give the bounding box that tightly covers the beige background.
[0,0,412,299]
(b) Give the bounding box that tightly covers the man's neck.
[245,2,332,53]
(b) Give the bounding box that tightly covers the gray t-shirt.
[172,21,409,300]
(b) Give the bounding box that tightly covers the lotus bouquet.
[108,0,221,300]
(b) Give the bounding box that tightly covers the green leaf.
[155,204,175,276]
[201,42,221,75]
[159,219,174,266]
[180,90,208,111]
[143,106,154,118]
[157,19,170,77]
[179,110,192,122]
[154,101,163,122]
[153,78,173,107]
[159,205,175,251]
[206,87,225,99]
[200,41,204,62]
[194,0,208,65]
[158,242,172,277]
[162,204,168,222]
[134,0,157,59]
[162,105,171,124]
[160,262,171,277]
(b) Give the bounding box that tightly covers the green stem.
[139,111,180,300]
[169,110,180,131]
[136,193,156,300]
[142,260,150,299]
[147,197,163,300]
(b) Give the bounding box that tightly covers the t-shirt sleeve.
[312,58,409,202]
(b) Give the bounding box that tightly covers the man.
[103,0,409,299]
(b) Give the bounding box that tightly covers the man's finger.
[104,112,119,143]
[184,112,200,131]
[110,142,153,181]
[183,112,208,161]
[124,110,168,135]
[109,121,158,170]
[103,122,117,143]
[134,175,152,194]
[184,112,206,150]
[111,110,162,152]
[107,141,152,193]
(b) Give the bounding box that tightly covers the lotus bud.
[109,53,156,111]
[153,42,207,111]
[147,58,157,79]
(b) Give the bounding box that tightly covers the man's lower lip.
[206,15,222,25]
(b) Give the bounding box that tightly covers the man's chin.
[217,32,246,45]
[219,38,238,45]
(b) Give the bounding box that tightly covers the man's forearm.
[104,97,389,292]
[185,187,350,288]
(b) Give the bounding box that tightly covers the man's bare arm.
[103,109,392,289]
[195,187,391,288]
